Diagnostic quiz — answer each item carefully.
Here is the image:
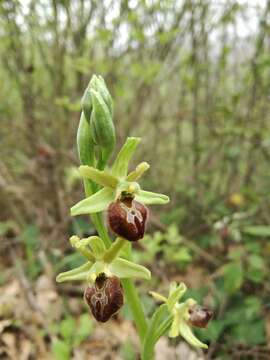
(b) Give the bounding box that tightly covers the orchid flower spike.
[70,137,169,217]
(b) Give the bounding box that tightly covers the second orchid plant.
[56,75,212,358]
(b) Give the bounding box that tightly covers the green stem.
[83,179,111,248]
[122,279,148,343]
[103,237,126,263]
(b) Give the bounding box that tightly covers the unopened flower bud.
[188,305,213,328]
[90,89,115,167]
[108,197,148,241]
[84,274,123,322]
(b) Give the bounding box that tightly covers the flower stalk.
[103,237,126,263]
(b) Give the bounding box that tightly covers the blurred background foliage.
[1,0,270,359]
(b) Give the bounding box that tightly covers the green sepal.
[111,137,141,178]
[167,282,187,312]
[169,311,181,338]
[96,75,113,115]
[135,190,169,205]
[142,304,172,360]
[87,236,106,259]
[79,165,118,188]
[77,113,95,166]
[70,187,115,216]
[178,321,208,349]
[56,262,92,283]
[109,257,151,280]
[90,89,115,150]
[81,83,92,122]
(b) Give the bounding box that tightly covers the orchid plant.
[56,75,212,358]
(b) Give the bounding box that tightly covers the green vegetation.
[1,1,270,359]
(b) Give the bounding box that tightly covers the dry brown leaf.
[35,275,62,322]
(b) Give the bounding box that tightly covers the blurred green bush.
[1,0,270,357]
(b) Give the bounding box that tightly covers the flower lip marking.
[84,273,124,322]
[108,195,148,242]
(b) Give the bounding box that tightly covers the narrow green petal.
[109,258,151,280]
[167,283,187,312]
[111,137,141,178]
[69,235,95,262]
[56,262,92,283]
[179,322,208,349]
[127,162,150,181]
[149,291,168,303]
[135,190,170,205]
[70,187,115,216]
[79,165,118,188]
[169,313,181,338]
[87,236,106,259]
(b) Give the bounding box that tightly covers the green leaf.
[248,254,264,269]
[109,258,151,280]
[59,317,76,340]
[120,340,137,360]
[199,320,225,342]
[73,313,94,346]
[142,304,172,360]
[52,340,71,360]
[79,166,118,188]
[223,262,243,293]
[56,262,92,283]
[178,321,208,349]
[111,137,141,177]
[136,190,169,205]
[230,319,265,345]
[242,225,270,237]
[70,187,115,216]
